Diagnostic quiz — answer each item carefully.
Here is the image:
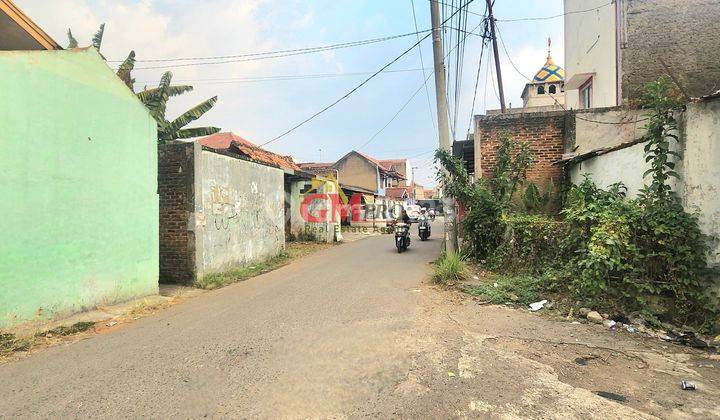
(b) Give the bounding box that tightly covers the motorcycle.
[418,215,431,241]
[428,210,436,221]
[395,223,411,253]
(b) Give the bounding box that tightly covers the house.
[378,159,413,187]
[301,151,407,225]
[0,47,159,329]
[563,0,720,109]
[0,0,60,50]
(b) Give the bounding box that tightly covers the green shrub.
[562,176,717,327]
[488,214,569,275]
[433,252,468,286]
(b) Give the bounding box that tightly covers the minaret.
[521,36,566,109]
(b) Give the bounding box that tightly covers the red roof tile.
[384,187,409,199]
[197,132,300,171]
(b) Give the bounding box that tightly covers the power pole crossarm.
[430,0,458,253]
[486,0,506,113]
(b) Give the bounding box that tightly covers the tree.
[136,71,220,143]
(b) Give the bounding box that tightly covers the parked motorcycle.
[418,215,431,241]
[395,223,411,253]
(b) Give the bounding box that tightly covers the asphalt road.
[2,219,709,418]
[0,221,444,418]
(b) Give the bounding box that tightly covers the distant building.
[0,0,60,50]
[521,38,565,111]
[378,159,413,187]
[563,0,720,109]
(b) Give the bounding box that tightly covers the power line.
[497,1,613,22]
[358,8,484,154]
[260,0,477,147]
[410,0,438,138]
[356,76,431,151]
[126,31,434,70]
[133,68,427,85]
[467,14,489,134]
[110,29,431,64]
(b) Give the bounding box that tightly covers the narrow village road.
[1,220,718,418]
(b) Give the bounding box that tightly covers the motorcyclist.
[428,208,436,219]
[400,209,411,224]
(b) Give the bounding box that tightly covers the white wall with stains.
[193,150,285,278]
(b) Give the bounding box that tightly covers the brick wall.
[622,0,720,99]
[158,142,195,284]
[474,111,567,188]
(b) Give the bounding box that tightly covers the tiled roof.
[197,132,300,171]
[384,187,409,199]
[379,159,405,172]
[298,162,333,170]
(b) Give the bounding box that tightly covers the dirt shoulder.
[417,283,720,418]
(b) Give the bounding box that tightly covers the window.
[579,79,593,109]
[548,84,556,94]
[537,85,545,94]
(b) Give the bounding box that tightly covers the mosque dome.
[533,37,564,83]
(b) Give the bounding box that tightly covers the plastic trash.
[681,381,696,390]
[626,325,637,333]
[529,300,548,312]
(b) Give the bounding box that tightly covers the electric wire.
[410,0,438,137]
[260,0,477,147]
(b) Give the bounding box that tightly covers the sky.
[17,0,565,187]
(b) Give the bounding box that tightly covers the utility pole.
[430,0,457,253]
[486,0,506,113]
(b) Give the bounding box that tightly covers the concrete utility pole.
[430,0,458,254]
[486,0,506,113]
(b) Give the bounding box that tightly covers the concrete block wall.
[621,0,720,100]
[158,142,195,283]
[474,111,567,188]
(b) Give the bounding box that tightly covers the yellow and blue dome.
[533,55,565,83]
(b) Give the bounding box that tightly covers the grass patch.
[432,252,468,286]
[462,274,542,305]
[0,333,34,357]
[36,321,95,337]
[196,251,292,289]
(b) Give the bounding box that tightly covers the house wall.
[334,153,378,193]
[474,111,567,188]
[563,0,617,108]
[568,107,680,196]
[290,177,340,242]
[158,142,196,283]
[194,150,285,279]
[620,0,720,100]
[566,99,720,269]
[0,49,158,328]
[680,98,720,266]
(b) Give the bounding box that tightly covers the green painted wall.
[0,48,159,329]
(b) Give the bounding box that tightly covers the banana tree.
[137,71,220,143]
[66,24,104,50]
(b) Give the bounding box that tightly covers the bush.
[433,252,468,286]
[488,214,569,275]
[562,176,717,328]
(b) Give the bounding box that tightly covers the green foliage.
[562,176,716,327]
[196,251,291,289]
[91,23,105,51]
[116,51,136,90]
[463,274,542,305]
[489,214,569,275]
[435,132,534,260]
[66,29,78,48]
[137,71,220,143]
[433,252,468,286]
[489,132,533,206]
[638,78,685,200]
[65,24,105,53]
